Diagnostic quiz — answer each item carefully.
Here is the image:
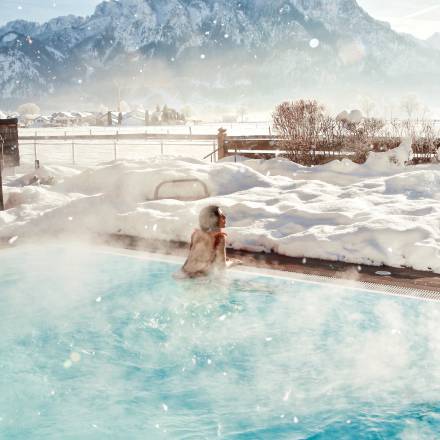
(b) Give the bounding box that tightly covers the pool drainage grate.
[233,266,440,302]
[101,247,440,302]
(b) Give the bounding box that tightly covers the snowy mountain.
[1,0,440,109]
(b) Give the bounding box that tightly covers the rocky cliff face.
[1,0,439,108]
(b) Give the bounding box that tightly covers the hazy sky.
[358,0,440,39]
[0,0,439,39]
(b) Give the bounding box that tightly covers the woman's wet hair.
[199,205,223,232]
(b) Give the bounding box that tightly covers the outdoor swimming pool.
[1,246,440,439]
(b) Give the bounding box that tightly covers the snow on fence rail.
[18,121,272,138]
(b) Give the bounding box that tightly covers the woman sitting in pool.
[181,205,241,278]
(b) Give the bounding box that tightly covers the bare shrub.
[272,100,324,165]
[273,100,440,166]
[411,120,440,164]
[273,100,378,165]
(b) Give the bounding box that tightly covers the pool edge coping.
[98,245,440,302]
[2,239,439,302]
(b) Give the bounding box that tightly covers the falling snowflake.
[70,352,81,363]
[200,54,206,59]
[309,38,320,49]
[8,236,18,245]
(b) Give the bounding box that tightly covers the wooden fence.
[216,129,439,164]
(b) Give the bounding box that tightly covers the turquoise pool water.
[1,246,440,439]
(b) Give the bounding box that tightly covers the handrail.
[202,147,219,160]
[18,133,217,142]
[153,178,209,201]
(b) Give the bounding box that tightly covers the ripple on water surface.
[1,247,440,439]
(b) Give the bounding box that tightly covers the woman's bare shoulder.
[192,229,209,241]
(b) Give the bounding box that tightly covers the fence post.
[161,140,164,155]
[72,140,75,165]
[0,160,3,211]
[34,131,38,169]
[269,126,272,136]
[114,141,117,160]
[0,136,4,211]
[189,126,192,139]
[212,140,216,162]
[217,128,227,160]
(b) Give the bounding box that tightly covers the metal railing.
[153,179,210,201]
[18,138,218,167]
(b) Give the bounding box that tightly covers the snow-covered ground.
[1,140,439,273]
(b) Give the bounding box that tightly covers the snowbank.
[1,144,439,273]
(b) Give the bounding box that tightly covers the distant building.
[122,110,147,126]
[71,112,95,125]
[32,116,51,128]
[50,112,79,126]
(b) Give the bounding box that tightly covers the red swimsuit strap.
[213,232,227,249]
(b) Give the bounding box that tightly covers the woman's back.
[182,229,226,277]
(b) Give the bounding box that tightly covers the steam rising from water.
[1,246,440,438]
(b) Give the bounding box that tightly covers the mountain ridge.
[1,0,439,110]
